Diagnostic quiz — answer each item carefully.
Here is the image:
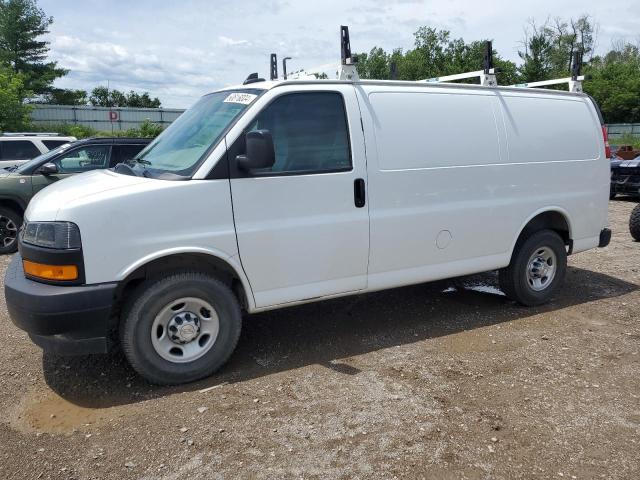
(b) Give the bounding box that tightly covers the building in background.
[30,105,185,132]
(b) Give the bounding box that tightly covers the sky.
[39,0,640,108]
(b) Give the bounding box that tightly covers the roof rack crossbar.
[512,50,586,92]
[421,68,499,84]
[512,75,586,91]
[419,41,497,87]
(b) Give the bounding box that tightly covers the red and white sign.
[109,111,119,121]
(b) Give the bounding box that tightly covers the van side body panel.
[357,85,607,291]
[498,92,608,252]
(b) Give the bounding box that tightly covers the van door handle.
[354,178,366,208]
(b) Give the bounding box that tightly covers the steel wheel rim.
[151,297,220,363]
[526,246,557,292]
[0,216,17,248]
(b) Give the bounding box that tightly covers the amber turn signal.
[23,260,78,281]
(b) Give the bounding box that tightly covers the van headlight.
[21,221,82,250]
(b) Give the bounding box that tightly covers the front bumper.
[5,253,117,355]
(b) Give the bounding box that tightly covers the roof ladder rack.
[512,51,587,92]
[339,26,359,81]
[282,56,292,80]
[420,41,499,86]
[270,53,278,80]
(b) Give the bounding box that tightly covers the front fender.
[117,247,256,312]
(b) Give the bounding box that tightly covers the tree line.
[354,16,640,124]
[47,86,162,108]
[0,0,161,131]
[1,0,639,131]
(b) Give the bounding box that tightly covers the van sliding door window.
[247,92,351,175]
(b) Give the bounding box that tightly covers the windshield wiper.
[116,159,158,179]
[118,157,153,177]
[116,158,189,180]
[125,157,151,167]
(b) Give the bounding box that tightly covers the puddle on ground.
[10,389,123,434]
[442,283,506,297]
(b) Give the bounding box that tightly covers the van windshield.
[133,89,262,177]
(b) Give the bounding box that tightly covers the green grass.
[610,133,640,149]
[29,119,164,139]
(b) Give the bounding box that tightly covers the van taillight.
[602,126,611,158]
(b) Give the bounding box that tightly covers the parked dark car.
[0,137,151,253]
[610,156,640,199]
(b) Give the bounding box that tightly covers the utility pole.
[107,80,114,134]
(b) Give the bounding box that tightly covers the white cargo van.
[5,76,611,384]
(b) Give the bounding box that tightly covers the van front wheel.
[499,230,567,306]
[120,272,242,385]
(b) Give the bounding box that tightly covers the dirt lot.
[1,200,639,480]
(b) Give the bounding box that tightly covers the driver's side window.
[245,92,352,175]
[54,145,111,173]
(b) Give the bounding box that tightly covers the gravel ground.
[1,200,639,480]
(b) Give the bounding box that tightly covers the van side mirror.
[39,163,58,175]
[236,130,275,171]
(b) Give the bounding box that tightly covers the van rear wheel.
[499,230,567,306]
[120,272,242,385]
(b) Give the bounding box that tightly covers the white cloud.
[218,36,251,47]
[39,0,640,108]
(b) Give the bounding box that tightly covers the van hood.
[25,169,149,221]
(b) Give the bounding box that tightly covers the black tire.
[609,189,616,200]
[0,207,22,254]
[630,204,640,242]
[499,229,567,306]
[120,272,242,385]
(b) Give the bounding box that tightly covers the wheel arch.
[510,207,573,258]
[115,249,255,313]
[0,196,26,216]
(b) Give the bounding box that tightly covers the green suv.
[0,137,150,253]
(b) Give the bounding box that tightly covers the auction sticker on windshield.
[224,93,258,105]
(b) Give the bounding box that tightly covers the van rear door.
[228,85,369,308]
